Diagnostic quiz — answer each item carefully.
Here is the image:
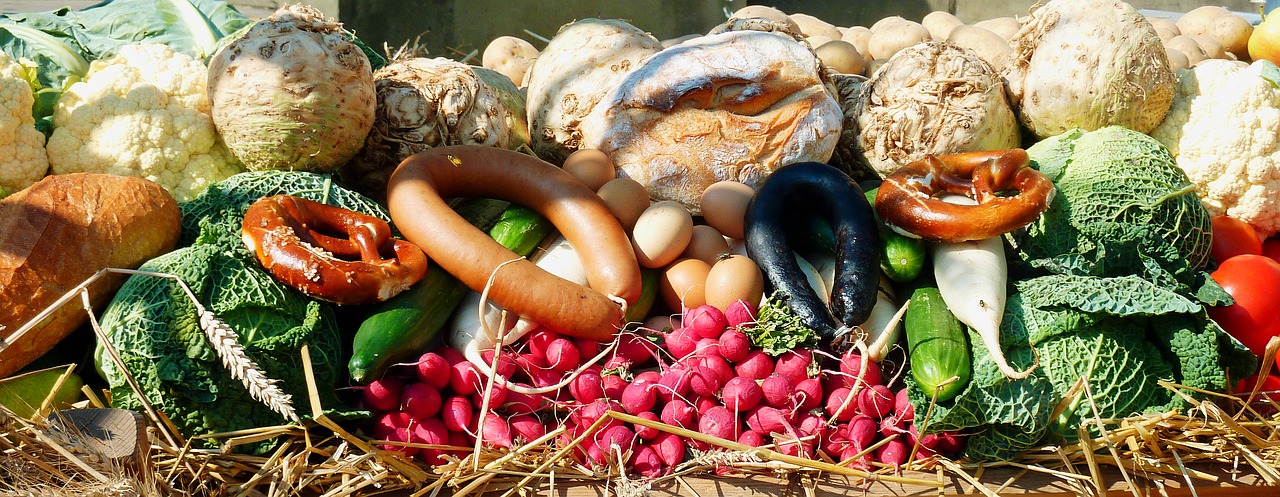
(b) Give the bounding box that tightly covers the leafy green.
[0,12,89,134]
[71,0,252,60]
[1014,274,1200,316]
[746,292,819,356]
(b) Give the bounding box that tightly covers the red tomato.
[1263,237,1280,265]
[1209,255,1280,358]
[1235,374,1280,403]
[1211,216,1262,263]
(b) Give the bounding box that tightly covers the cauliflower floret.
[47,43,242,202]
[0,51,50,193]
[1151,60,1280,238]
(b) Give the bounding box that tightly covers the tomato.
[1209,254,1280,358]
[1235,374,1280,403]
[1210,215,1262,264]
[1263,237,1280,265]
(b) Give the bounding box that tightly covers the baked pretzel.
[241,195,428,305]
[875,149,1055,242]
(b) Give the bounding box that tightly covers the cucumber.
[624,267,661,325]
[904,286,972,402]
[348,199,554,382]
[864,187,927,283]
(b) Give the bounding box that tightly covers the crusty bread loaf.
[0,174,181,378]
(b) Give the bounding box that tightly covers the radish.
[415,352,452,390]
[602,374,628,401]
[527,368,563,389]
[694,337,722,360]
[634,370,662,385]
[664,327,697,358]
[512,351,548,374]
[438,347,466,366]
[700,355,736,386]
[841,446,873,468]
[698,406,740,441]
[745,406,788,434]
[381,420,418,456]
[634,411,661,440]
[761,373,794,408]
[793,378,823,412]
[616,333,656,365]
[401,383,442,420]
[848,414,877,450]
[657,366,693,403]
[373,411,412,440]
[480,349,518,378]
[876,439,908,467]
[858,384,895,419]
[895,388,914,421]
[448,431,471,457]
[825,387,856,422]
[738,430,765,447]
[442,396,473,432]
[721,376,762,411]
[509,414,546,444]
[413,418,449,465]
[449,361,483,396]
[735,350,774,381]
[574,338,601,363]
[526,327,559,359]
[603,354,631,371]
[718,329,751,363]
[797,413,826,439]
[661,399,695,429]
[838,349,883,387]
[879,414,905,438]
[685,304,728,339]
[544,338,581,373]
[773,349,813,386]
[503,390,545,414]
[689,365,723,398]
[823,423,850,458]
[622,380,658,414]
[652,432,686,467]
[694,396,719,417]
[631,444,665,478]
[471,381,508,409]
[724,300,757,328]
[573,399,624,432]
[363,377,404,412]
[595,424,636,459]
[569,369,606,403]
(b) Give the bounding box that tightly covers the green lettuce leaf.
[1014,274,1200,316]
[71,0,251,60]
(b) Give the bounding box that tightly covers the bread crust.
[0,173,180,377]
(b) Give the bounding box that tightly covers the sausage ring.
[241,195,429,305]
[874,149,1056,243]
[386,145,643,342]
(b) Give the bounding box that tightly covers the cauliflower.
[46,43,242,202]
[0,51,50,193]
[1151,60,1280,238]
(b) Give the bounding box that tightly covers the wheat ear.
[194,308,299,423]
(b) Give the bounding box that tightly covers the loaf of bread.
[0,173,181,378]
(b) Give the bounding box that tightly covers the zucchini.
[348,199,554,382]
[904,286,972,402]
[744,162,880,344]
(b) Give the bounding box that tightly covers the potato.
[791,13,843,40]
[482,36,539,87]
[1176,6,1230,38]
[863,58,889,78]
[661,34,699,48]
[806,35,833,49]
[815,40,868,75]
[731,5,801,32]
[1147,17,1180,42]
[870,16,911,34]
[842,26,873,60]
[867,21,930,60]
[922,11,963,41]
[974,17,1021,41]
[1211,14,1253,59]
[1165,47,1190,72]
[948,25,1012,71]
[1190,34,1227,60]
[1166,35,1208,67]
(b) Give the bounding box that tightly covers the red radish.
[503,390,544,414]
[841,446,873,468]
[412,418,449,465]
[745,406,788,434]
[932,431,965,454]
[401,383,442,420]
[527,368,563,389]
[775,435,812,458]
[584,437,606,466]
[848,414,877,450]
[698,355,735,385]
[761,373,794,408]
[603,354,632,371]
[685,304,728,339]
[652,432,686,467]
[381,420,418,456]
[694,337,722,359]
[472,382,509,409]
[447,431,470,457]
[508,414,546,444]
[880,415,905,438]
[664,327,697,358]
[573,399,624,432]
[823,423,850,458]
[660,399,695,429]
[734,350,774,381]
[480,349,517,378]
[616,334,656,365]
[363,377,404,412]
[657,366,693,403]
[526,327,559,359]
[574,338,601,362]
[876,439,908,467]
[724,300,757,328]
[415,352,452,390]
[438,347,466,366]
[895,389,914,421]
[824,387,855,422]
[698,406,740,441]
[544,338,581,373]
[634,411,661,440]
[689,365,723,398]
[721,376,762,411]
[513,351,548,373]
[631,444,665,478]
[773,350,813,386]
[595,424,636,460]
[622,381,658,414]
[634,370,663,385]
[858,385,894,419]
[797,413,826,439]
[793,378,823,412]
[442,396,473,432]
[718,329,751,363]
[569,369,606,403]
[839,350,883,387]
[450,361,483,396]
[738,430,765,447]
[694,396,719,416]
[602,374,628,401]
[373,411,412,439]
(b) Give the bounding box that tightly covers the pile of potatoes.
[1149,6,1253,71]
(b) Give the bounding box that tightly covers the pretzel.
[241,195,427,305]
[875,149,1055,242]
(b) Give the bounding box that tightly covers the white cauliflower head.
[1151,60,1280,238]
[47,43,242,202]
[0,51,50,193]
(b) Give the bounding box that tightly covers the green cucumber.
[348,199,555,382]
[624,267,660,325]
[864,187,926,283]
[904,286,972,402]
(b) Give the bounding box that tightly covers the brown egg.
[705,255,765,312]
[699,181,755,240]
[564,149,616,191]
[631,201,694,269]
[681,225,731,265]
[659,258,710,311]
[597,177,650,231]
